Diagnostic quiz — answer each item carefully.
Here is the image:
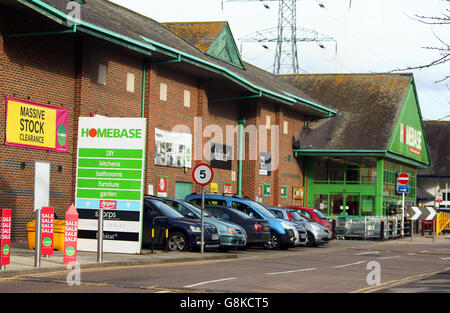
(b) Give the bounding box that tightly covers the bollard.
[421,220,425,237]
[34,208,42,268]
[380,219,385,241]
[332,218,336,240]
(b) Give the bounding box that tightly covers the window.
[98,64,107,85]
[232,201,262,219]
[283,121,289,135]
[266,115,271,130]
[271,210,284,218]
[184,90,191,108]
[126,73,135,93]
[160,83,167,101]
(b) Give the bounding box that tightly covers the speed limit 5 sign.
[193,163,214,186]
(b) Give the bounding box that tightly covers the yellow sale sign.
[6,98,68,152]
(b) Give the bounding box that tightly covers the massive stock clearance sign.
[5,98,69,153]
[75,117,147,254]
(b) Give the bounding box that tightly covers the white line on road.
[183,277,237,288]
[440,257,450,260]
[266,268,318,275]
[333,261,367,269]
[356,251,380,256]
[378,256,402,260]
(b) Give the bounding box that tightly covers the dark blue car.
[143,197,220,251]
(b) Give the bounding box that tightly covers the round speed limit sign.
[192,163,214,186]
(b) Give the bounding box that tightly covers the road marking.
[408,253,416,256]
[356,251,380,256]
[183,277,237,288]
[420,251,428,254]
[440,257,450,260]
[333,261,366,269]
[378,256,402,260]
[265,268,317,275]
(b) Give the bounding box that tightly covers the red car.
[285,206,332,234]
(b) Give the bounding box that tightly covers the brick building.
[0,0,334,241]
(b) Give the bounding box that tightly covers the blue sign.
[397,184,410,194]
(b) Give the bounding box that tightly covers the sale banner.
[0,209,12,266]
[5,97,69,153]
[63,205,79,265]
[41,207,55,256]
[224,182,233,195]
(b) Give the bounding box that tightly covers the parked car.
[270,207,331,247]
[186,194,299,250]
[143,196,220,252]
[204,205,271,248]
[285,206,333,234]
[161,198,247,251]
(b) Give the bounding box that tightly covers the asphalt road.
[1,239,449,294]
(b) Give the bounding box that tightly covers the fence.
[332,215,409,241]
[436,212,450,236]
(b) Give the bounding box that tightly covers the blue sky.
[111,0,450,121]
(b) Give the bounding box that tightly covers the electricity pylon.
[223,0,336,74]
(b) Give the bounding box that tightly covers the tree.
[393,0,450,82]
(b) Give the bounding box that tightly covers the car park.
[143,196,220,252]
[270,207,331,247]
[186,194,299,250]
[204,205,271,248]
[161,198,247,251]
[285,206,333,234]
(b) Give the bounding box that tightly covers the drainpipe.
[141,62,148,118]
[238,118,247,196]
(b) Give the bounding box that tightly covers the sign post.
[192,163,214,255]
[63,205,79,265]
[397,173,410,237]
[0,209,12,270]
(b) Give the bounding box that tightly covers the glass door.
[345,194,360,216]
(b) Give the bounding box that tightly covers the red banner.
[41,207,55,256]
[63,205,79,265]
[0,209,12,266]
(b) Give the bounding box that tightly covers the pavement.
[0,242,237,278]
[1,235,449,279]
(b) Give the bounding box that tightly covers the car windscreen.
[248,201,277,218]
[289,211,307,222]
[181,201,210,218]
[313,209,327,220]
[147,199,184,218]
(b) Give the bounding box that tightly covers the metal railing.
[332,215,410,241]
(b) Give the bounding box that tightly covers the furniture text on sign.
[0,209,12,266]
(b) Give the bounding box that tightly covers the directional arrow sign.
[408,207,437,221]
[410,207,422,220]
[424,207,437,221]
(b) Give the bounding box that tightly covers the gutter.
[283,91,337,116]
[19,0,156,55]
[139,35,298,107]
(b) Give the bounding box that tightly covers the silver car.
[269,207,330,247]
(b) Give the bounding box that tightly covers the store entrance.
[330,193,360,216]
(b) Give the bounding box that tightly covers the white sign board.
[75,117,147,254]
[155,128,192,168]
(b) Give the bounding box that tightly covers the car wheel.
[306,232,316,247]
[168,232,188,252]
[265,232,281,250]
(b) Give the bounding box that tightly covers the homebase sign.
[75,117,147,254]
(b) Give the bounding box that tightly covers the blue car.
[185,194,299,250]
[162,198,247,251]
[143,196,220,252]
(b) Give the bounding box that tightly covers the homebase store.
[282,73,431,217]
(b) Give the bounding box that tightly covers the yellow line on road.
[351,267,450,293]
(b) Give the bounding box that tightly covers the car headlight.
[280,221,295,230]
[311,224,322,231]
[189,225,202,233]
[226,226,237,234]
